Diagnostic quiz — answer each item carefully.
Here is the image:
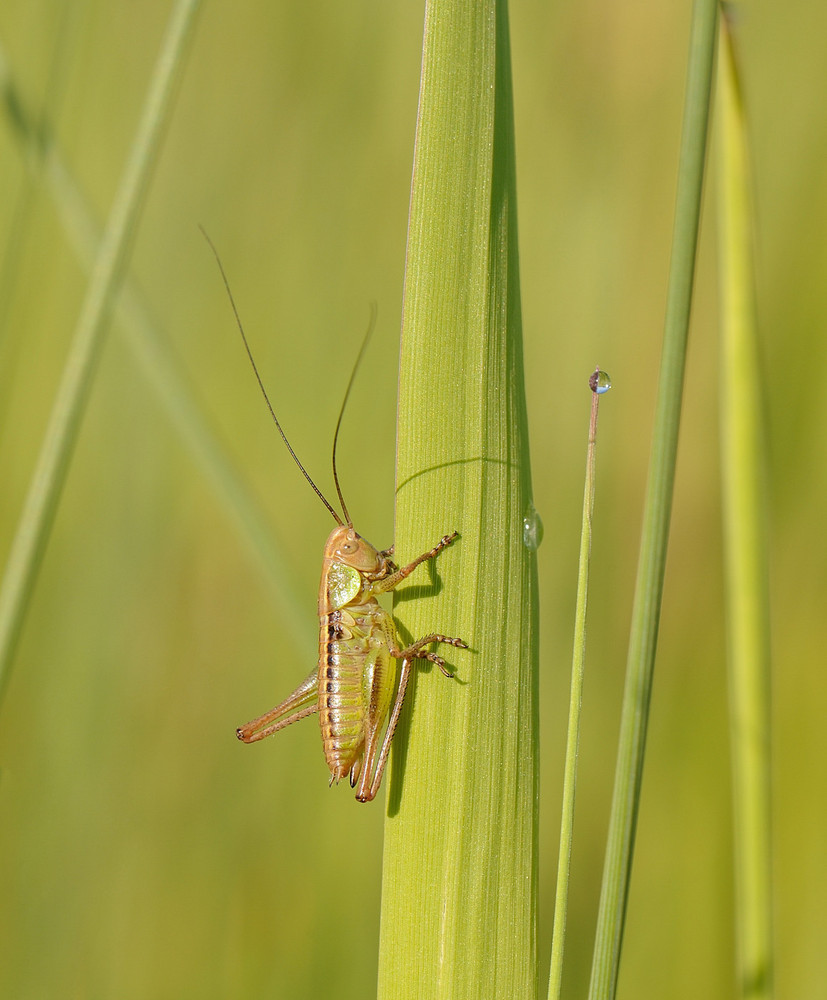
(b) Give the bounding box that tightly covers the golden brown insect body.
[318,525,397,785]
[237,524,464,801]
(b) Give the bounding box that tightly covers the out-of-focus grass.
[717,14,773,998]
[0,2,825,998]
[589,2,718,996]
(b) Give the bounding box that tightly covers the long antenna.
[200,226,343,525]
[331,302,377,526]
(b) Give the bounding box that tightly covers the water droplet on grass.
[523,503,544,550]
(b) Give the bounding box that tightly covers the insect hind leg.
[236,668,318,742]
[356,632,467,801]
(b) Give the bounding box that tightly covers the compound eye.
[339,540,357,555]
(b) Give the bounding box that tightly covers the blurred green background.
[0,1,824,997]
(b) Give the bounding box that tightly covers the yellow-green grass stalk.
[0,42,313,661]
[377,0,539,998]
[548,371,610,1000]
[717,11,773,999]
[587,2,719,997]
[0,0,202,703]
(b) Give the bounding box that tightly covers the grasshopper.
[237,524,464,802]
[204,235,466,801]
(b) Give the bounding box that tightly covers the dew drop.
[589,369,612,394]
[523,503,544,550]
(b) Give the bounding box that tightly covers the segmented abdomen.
[318,601,389,781]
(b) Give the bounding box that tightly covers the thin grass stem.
[547,370,611,1000]
[0,43,314,659]
[587,3,719,997]
[0,0,202,704]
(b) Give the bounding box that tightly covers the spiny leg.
[355,632,467,801]
[372,531,459,594]
[356,658,414,802]
[391,633,468,677]
[236,669,319,743]
[238,703,318,743]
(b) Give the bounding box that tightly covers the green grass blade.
[0,0,202,702]
[548,374,610,1000]
[377,1,539,998]
[717,12,773,999]
[587,3,719,998]
[0,42,313,659]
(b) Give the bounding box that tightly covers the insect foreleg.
[372,531,459,594]
[237,669,319,743]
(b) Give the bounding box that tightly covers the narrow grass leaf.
[548,372,610,1000]
[587,3,719,997]
[0,0,202,703]
[0,42,313,659]
[717,12,774,999]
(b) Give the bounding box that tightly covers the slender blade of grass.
[0,41,314,661]
[0,0,202,703]
[548,374,609,1000]
[377,1,539,998]
[717,12,773,999]
[587,3,719,997]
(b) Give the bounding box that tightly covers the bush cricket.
[204,234,466,801]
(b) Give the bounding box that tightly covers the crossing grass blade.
[0,40,314,661]
[0,0,202,703]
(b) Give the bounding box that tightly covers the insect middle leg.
[391,633,468,677]
[236,668,318,743]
